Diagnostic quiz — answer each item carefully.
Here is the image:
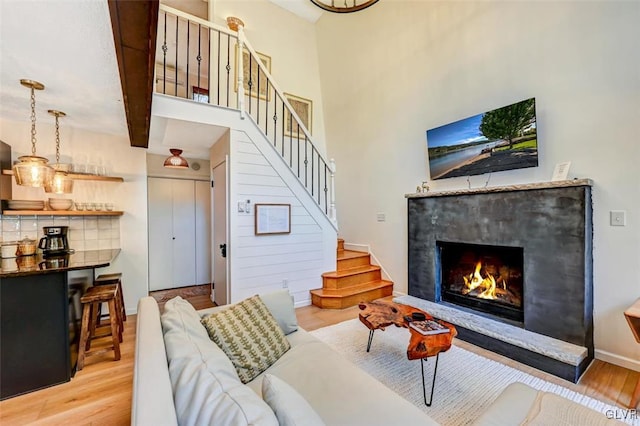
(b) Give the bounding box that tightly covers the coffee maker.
[38,226,71,256]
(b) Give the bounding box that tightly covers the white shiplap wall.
[229,130,336,306]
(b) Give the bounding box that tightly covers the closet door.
[171,179,196,288]
[148,177,174,291]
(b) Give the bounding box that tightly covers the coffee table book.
[409,320,449,336]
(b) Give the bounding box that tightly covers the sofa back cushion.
[161,297,278,426]
[201,295,291,383]
[259,290,298,335]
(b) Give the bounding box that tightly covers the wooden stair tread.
[337,250,370,260]
[322,265,380,279]
[311,280,393,298]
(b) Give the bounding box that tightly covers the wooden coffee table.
[358,300,457,406]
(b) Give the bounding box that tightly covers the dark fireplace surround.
[408,181,593,381]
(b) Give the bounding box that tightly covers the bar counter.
[0,249,120,400]
[0,249,120,277]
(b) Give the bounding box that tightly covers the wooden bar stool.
[94,272,126,325]
[77,284,122,370]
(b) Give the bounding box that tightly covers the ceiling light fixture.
[44,110,74,194]
[12,79,54,187]
[309,0,381,13]
[163,149,189,169]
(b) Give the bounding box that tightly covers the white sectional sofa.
[131,293,624,426]
[132,294,438,425]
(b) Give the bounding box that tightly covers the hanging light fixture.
[12,79,54,187]
[163,149,189,169]
[44,110,73,194]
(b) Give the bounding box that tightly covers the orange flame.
[462,261,497,300]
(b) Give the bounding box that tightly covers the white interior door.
[148,177,174,291]
[171,179,196,288]
[212,160,228,305]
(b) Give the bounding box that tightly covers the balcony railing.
[156,5,336,225]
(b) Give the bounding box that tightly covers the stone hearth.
[405,180,593,382]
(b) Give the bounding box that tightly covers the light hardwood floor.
[0,294,637,425]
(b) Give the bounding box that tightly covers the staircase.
[310,239,393,309]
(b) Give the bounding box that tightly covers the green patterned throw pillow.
[201,295,291,383]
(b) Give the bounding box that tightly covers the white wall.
[0,118,149,314]
[316,1,640,368]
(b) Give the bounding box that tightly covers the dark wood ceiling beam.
[108,0,159,148]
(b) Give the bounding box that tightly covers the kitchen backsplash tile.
[0,215,120,251]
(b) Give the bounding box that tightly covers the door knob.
[219,243,227,258]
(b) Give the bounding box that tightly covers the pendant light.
[13,79,54,187]
[44,110,73,194]
[163,149,189,169]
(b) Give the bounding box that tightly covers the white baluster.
[329,158,337,227]
[237,25,246,119]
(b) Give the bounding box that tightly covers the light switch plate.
[610,210,626,226]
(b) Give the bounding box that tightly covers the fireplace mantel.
[405,178,593,199]
[406,180,593,382]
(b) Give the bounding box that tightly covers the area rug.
[310,319,638,426]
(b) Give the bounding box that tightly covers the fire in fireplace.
[438,241,524,322]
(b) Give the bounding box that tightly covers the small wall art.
[284,93,312,137]
[255,203,291,235]
[235,46,271,100]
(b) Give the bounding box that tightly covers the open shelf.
[1,210,123,216]
[2,169,124,183]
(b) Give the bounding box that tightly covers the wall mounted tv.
[426,98,538,180]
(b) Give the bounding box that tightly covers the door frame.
[211,156,230,305]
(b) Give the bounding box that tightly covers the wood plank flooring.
[0,294,637,425]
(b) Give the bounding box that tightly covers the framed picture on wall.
[255,204,291,235]
[192,86,209,103]
[284,93,312,137]
[234,46,271,100]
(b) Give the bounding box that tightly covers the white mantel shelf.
[405,179,593,199]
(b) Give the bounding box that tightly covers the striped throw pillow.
[201,295,291,383]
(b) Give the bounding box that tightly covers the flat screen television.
[425,98,538,180]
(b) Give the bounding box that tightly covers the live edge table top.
[358,300,457,360]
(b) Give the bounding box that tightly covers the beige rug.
[310,319,638,426]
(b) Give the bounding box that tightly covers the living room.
[0,0,638,424]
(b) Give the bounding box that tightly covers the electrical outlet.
[282,279,288,289]
[237,201,245,213]
[610,210,626,226]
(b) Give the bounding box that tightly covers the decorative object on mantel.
[163,149,189,169]
[415,181,430,193]
[12,79,54,188]
[44,110,74,194]
[309,0,381,13]
[551,161,571,181]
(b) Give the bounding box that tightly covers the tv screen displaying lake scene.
[426,98,538,180]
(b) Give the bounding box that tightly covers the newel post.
[329,158,337,226]
[227,16,245,119]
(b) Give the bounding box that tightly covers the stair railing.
[156,5,337,227]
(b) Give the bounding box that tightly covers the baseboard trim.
[595,349,640,372]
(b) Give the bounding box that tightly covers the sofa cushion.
[161,297,278,426]
[201,295,291,383]
[259,290,298,335]
[262,374,325,426]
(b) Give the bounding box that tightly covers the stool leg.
[108,299,121,361]
[77,303,92,371]
[114,288,123,343]
[86,302,97,351]
[118,281,127,322]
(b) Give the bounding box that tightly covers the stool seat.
[77,284,123,370]
[94,273,126,323]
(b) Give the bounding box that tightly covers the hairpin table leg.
[421,353,440,406]
[366,329,375,352]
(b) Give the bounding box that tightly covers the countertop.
[0,249,121,277]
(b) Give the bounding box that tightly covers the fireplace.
[438,241,523,323]
[406,181,594,382]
